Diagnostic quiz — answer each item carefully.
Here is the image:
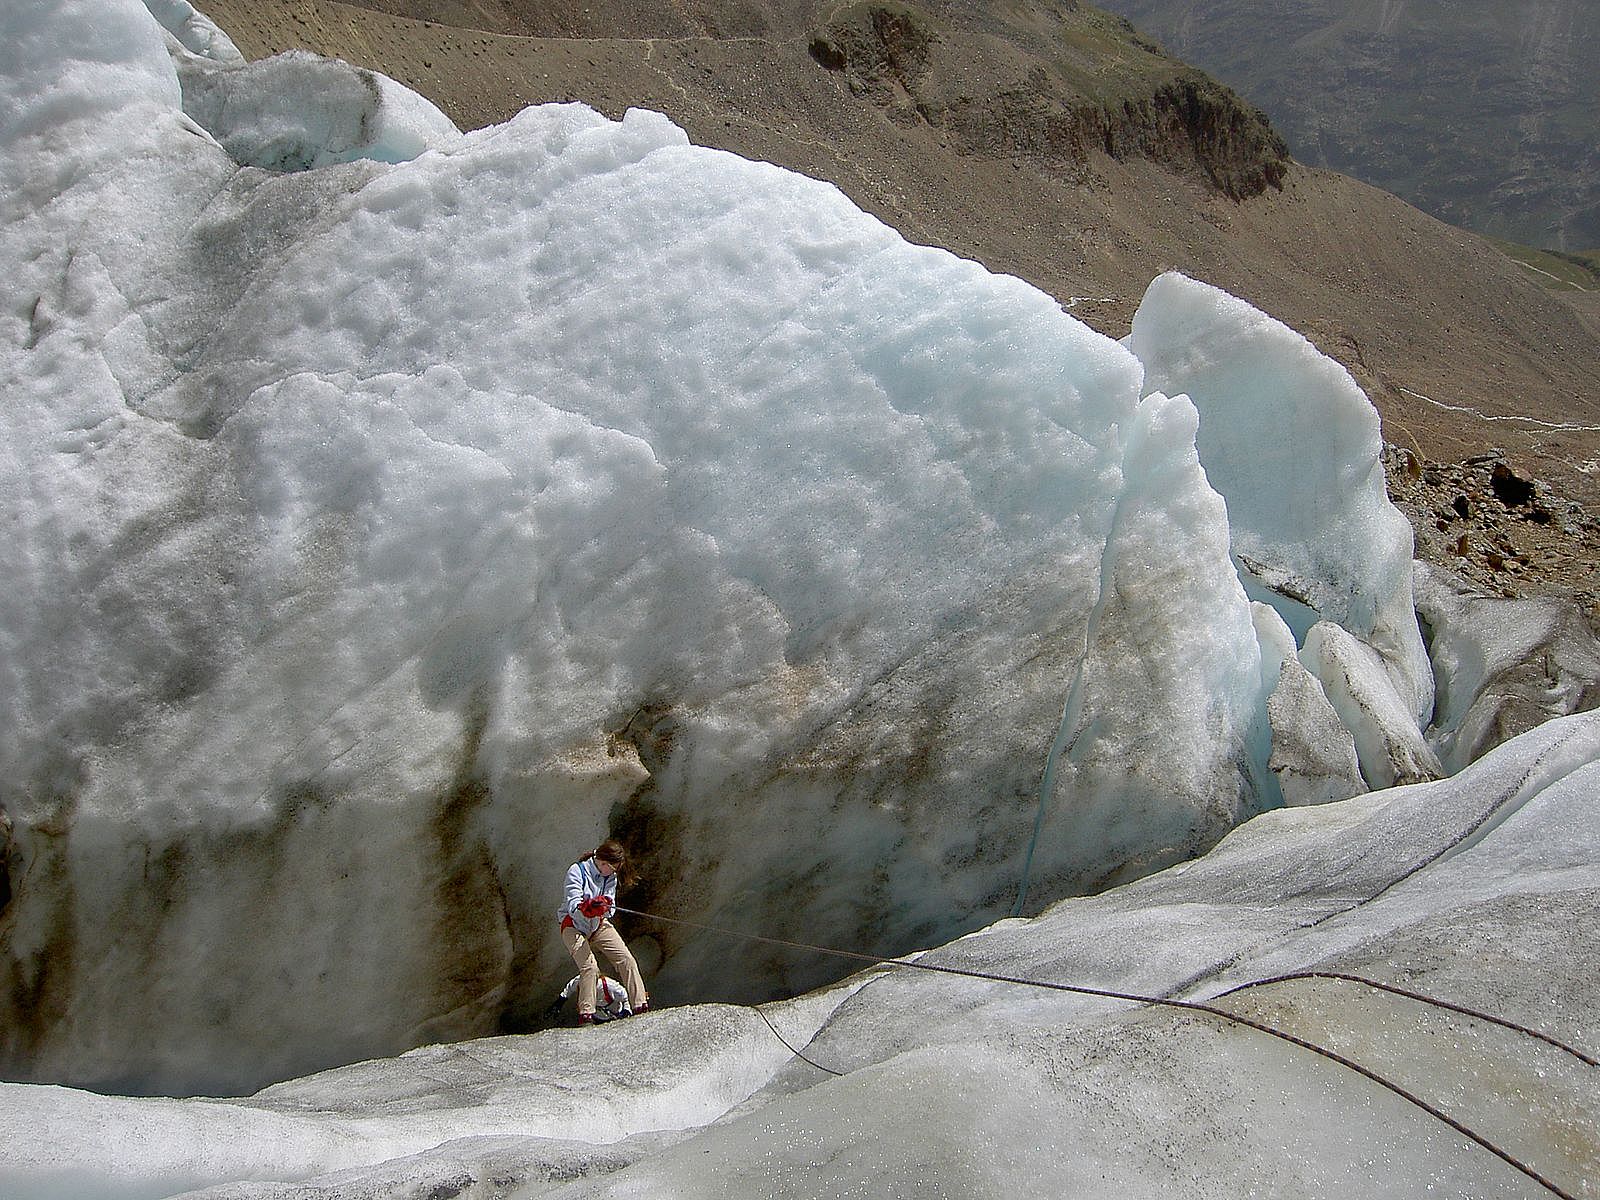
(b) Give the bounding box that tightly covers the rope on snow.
[616,905,1590,1200]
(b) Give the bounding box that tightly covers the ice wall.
[1127,273,1433,724]
[3,712,1595,1198]
[1035,390,1265,895]
[1,0,1439,1094]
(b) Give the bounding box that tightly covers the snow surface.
[2,711,1595,1198]
[1,0,1572,1107]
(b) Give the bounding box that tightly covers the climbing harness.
[616,905,1590,1200]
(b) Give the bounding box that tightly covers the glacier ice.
[174,48,463,171]
[2,711,1595,1198]
[142,0,242,64]
[0,0,1542,1102]
[146,0,462,171]
[1126,272,1433,723]
[1024,388,1265,905]
[1303,620,1444,788]
[2,0,1595,1189]
[1254,603,1366,806]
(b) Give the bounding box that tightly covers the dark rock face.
[0,807,10,915]
[808,2,1286,199]
[809,3,936,89]
[1095,0,1600,250]
[1109,74,1287,199]
[1490,462,1537,509]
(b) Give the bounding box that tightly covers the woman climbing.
[558,838,650,1025]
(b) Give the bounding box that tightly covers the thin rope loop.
[753,1006,844,1076]
[1214,970,1597,1067]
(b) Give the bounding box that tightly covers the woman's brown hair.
[592,838,632,885]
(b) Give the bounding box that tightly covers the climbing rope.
[616,905,1588,1200]
[752,1005,843,1077]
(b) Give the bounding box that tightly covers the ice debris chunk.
[142,0,243,64]
[148,0,462,174]
[1303,620,1443,788]
[1253,603,1365,806]
[174,48,463,170]
[1415,560,1600,773]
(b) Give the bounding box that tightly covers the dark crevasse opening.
[0,807,12,915]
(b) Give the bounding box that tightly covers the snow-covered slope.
[3,710,1595,1198]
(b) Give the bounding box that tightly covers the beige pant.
[562,920,648,1015]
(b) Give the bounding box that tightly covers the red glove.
[560,914,575,931]
[578,897,607,919]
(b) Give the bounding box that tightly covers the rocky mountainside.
[1095,0,1600,254]
[202,0,1600,612]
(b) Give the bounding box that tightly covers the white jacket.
[559,974,633,1020]
[557,856,617,937]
